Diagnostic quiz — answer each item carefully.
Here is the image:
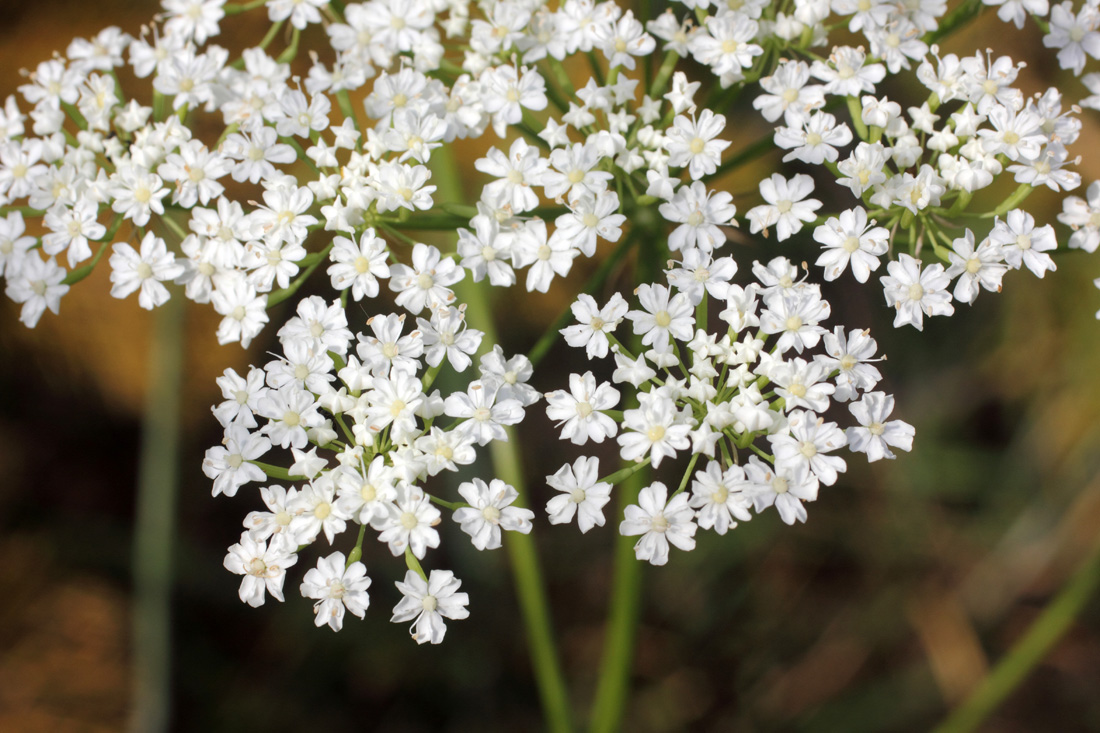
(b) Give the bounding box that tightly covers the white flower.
[377,485,441,559]
[300,552,371,631]
[222,127,296,183]
[452,478,534,550]
[754,59,824,125]
[846,392,915,462]
[769,410,848,486]
[267,0,327,29]
[258,384,323,450]
[665,110,730,180]
[545,371,620,445]
[418,306,484,372]
[212,272,268,347]
[457,215,516,287]
[619,482,697,566]
[768,357,836,414]
[666,251,738,306]
[475,138,548,213]
[479,64,548,137]
[561,292,628,359]
[334,458,398,527]
[617,398,692,468]
[42,198,104,267]
[545,456,613,533]
[543,142,613,201]
[811,46,885,97]
[743,457,819,525]
[626,283,695,348]
[611,347,657,387]
[1043,1,1100,75]
[356,313,423,377]
[1058,180,1100,253]
[759,288,830,355]
[4,252,69,328]
[550,190,625,258]
[289,476,350,545]
[690,14,763,76]
[595,9,654,71]
[815,327,882,402]
[689,462,753,535]
[944,230,1007,304]
[108,232,185,310]
[987,209,1057,278]
[389,242,464,314]
[223,532,298,607]
[391,569,470,645]
[658,181,738,254]
[774,112,852,165]
[444,380,525,446]
[880,255,955,330]
[110,168,169,227]
[478,347,539,406]
[363,370,424,442]
[202,424,270,498]
[212,366,266,429]
[745,174,821,242]
[813,208,889,283]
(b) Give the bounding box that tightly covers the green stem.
[277,27,301,64]
[932,538,1100,733]
[846,96,869,140]
[248,460,305,481]
[404,545,428,582]
[224,0,267,13]
[336,89,362,134]
[547,57,577,97]
[492,430,574,733]
[648,50,680,100]
[0,205,46,217]
[704,134,776,182]
[259,20,284,54]
[267,242,334,308]
[589,219,663,733]
[926,0,984,44]
[588,464,647,733]
[434,141,574,733]
[129,292,185,733]
[988,184,1033,219]
[587,51,606,87]
[347,523,367,565]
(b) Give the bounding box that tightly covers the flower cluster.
[547,254,915,564]
[210,294,539,639]
[1,0,1098,641]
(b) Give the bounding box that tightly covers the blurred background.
[2,1,1100,730]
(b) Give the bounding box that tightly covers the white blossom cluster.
[1,0,1098,334]
[209,294,540,640]
[749,48,1095,329]
[1,0,1099,640]
[546,255,915,564]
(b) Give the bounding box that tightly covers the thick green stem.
[932,539,1100,733]
[493,434,575,733]
[704,134,776,182]
[433,142,574,733]
[588,465,646,733]
[130,293,185,733]
[648,51,680,101]
[463,280,575,733]
[588,219,662,733]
